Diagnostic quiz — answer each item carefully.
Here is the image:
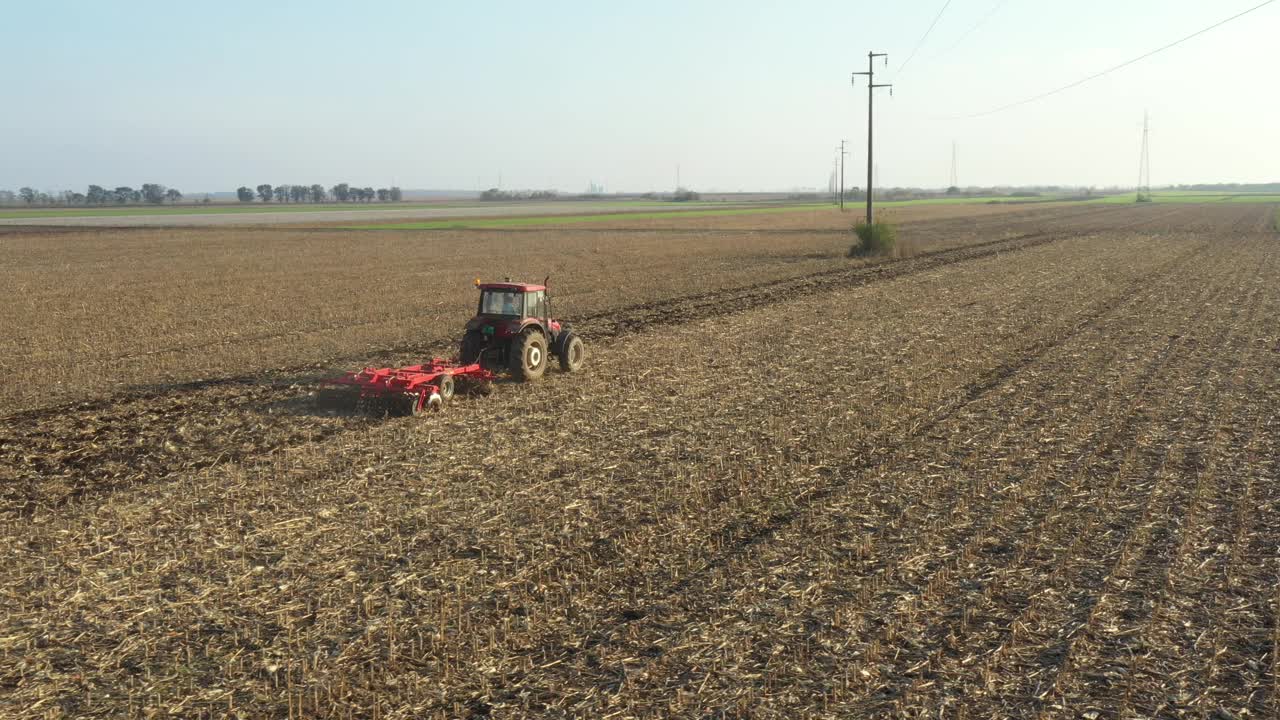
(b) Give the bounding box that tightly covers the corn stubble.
[1,203,1278,718]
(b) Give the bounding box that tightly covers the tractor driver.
[501,292,518,316]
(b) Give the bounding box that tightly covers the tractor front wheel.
[509,330,547,381]
[557,333,585,372]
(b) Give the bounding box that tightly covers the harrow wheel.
[436,374,455,403]
[403,395,423,416]
[400,392,443,416]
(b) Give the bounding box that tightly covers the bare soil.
[1,202,1277,718]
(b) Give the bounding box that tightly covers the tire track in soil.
[449,227,1212,712]
[0,225,1097,520]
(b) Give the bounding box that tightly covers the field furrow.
[880,245,1251,717]
[1107,240,1275,717]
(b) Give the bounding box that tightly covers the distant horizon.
[4,181,1280,203]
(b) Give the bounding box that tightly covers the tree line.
[235,184,403,203]
[0,182,406,206]
[478,188,557,201]
[0,184,184,206]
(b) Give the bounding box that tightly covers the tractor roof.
[478,282,545,292]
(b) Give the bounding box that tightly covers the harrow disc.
[315,387,359,413]
[356,395,396,417]
[456,375,494,397]
[403,394,425,416]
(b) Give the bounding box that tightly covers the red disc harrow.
[316,359,495,416]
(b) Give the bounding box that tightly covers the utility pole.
[950,140,958,189]
[852,52,892,224]
[832,150,839,204]
[1137,111,1151,200]
[839,140,849,210]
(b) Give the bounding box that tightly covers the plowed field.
[2,203,1277,718]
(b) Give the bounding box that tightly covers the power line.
[930,0,1008,61]
[897,0,954,77]
[960,0,1276,118]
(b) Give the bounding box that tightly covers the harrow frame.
[317,359,495,416]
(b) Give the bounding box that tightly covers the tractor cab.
[477,282,549,320]
[460,280,585,380]
[470,282,556,340]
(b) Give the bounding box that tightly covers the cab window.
[480,290,521,316]
[526,290,547,318]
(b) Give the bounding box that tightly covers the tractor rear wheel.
[459,332,484,364]
[509,330,547,381]
[557,333,585,372]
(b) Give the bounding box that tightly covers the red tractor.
[316,279,585,416]
[459,279,585,381]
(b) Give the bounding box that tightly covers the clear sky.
[2,0,1276,193]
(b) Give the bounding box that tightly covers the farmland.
[1091,191,1280,204]
[1,201,1278,718]
[0,200,743,228]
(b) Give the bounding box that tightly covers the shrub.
[849,221,896,257]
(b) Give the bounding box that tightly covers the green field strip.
[345,196,1077,230]
[0,200,686,220]
[1090,192,1280,205]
